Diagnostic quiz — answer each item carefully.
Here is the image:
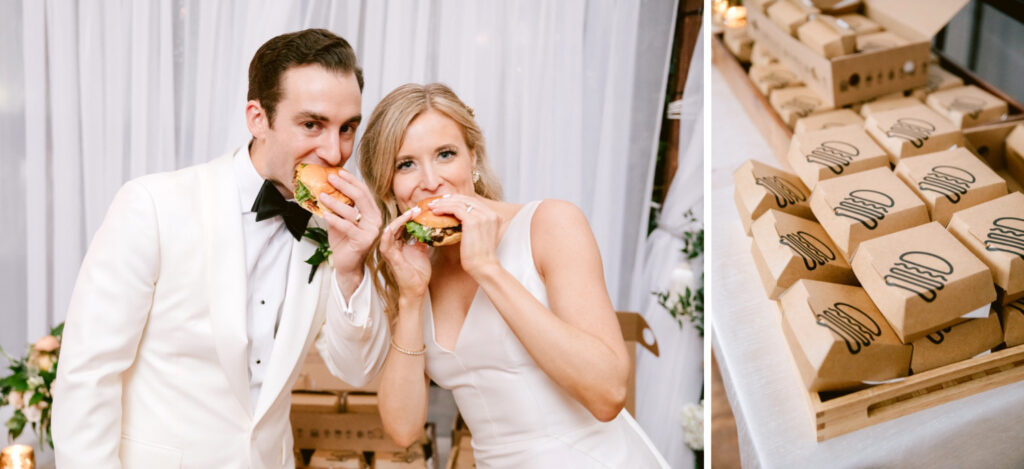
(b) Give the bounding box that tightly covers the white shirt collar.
[234,144,268,214]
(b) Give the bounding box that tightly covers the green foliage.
[652,209,704,336]
[303,227,333,282]
[1,322,64,448]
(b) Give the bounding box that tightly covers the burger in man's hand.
[405,196,462,246]
[294,163,354,216]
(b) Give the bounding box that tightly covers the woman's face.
[392,109,476,211]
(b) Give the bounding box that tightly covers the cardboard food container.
[858,96,921,119]
[724,25,754,63]
[767,0,820,35]
[374,446,428,469]
[309,450,367,469]
[617,311,659,416]
[293,350,382,393]
[292,414,434,454]
[863,103,963,163]
[855,31,908,52]
[780,279,911,392]
[794,108,864,134]
[292,392,343,413]
[1007,124,1024,185]
[344,393,379,414]
[787,124,890,188]
[947,192,1024,302]
[734,159,815,235]
[809,166,930,261]
[909,65,965,100]
[751,210,857,299]
[770,86,834,127]
[752,42,780,66]
[850,222,996,343]
[797,16,857,59]
[999,298,1024,348]
[446,438,475,469]
[909,312,1002,373]
[747,0,970,107]
[749,63,803,96]
[893,147,1007,226]
[925,85,1009,129]
[837,13,882,35]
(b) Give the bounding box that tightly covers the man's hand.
[316,170,382,298]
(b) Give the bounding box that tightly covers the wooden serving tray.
[810,344,1024,441]
[715,32,1024,441]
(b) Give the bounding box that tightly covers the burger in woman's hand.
[293,163,354,216]
[405,196,462,246]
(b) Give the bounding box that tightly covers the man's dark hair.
[248,28,364,126]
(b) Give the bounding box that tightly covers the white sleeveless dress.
[424,200,670,468]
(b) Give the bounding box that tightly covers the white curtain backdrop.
[2,0,679,418]
[631,26,705,469]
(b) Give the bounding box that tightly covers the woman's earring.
[472,168,481,183]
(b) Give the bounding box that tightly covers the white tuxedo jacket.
[52,151,390,468]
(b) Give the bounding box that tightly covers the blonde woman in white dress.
[358,83,669,468]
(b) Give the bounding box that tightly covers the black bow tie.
[252,180,311,240]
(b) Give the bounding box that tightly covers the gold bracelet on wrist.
[390,337,426,356]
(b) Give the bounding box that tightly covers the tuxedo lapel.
[200,152,253,417]
[254,218,328,423]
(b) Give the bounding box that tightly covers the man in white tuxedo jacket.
[52,29,390,468]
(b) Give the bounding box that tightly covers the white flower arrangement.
[680,400,704,451]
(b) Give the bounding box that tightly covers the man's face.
[250,64,362,193]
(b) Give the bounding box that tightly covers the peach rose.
[34,335,60,353]
[7,390,24,409]
[32,352,55,372]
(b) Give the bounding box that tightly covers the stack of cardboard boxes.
[734,104,1024,393]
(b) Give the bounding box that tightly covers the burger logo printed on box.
[884,251,954,302]
[946,96,986,120]
[805,141,860,175]
[984,217,1024,259]
[925,326,955,345]
[918,165,975,203]
[833,189,894,229]
[814,302,883,354]
[761,70,798,89]
[779,231,836,271]
[782,95,822,119]
[755,175,807,208]
[886,117,936,149]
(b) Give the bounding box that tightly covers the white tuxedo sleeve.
[52,181,160,468]
[314,267,390,387]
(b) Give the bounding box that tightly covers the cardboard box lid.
[863,0,970,40]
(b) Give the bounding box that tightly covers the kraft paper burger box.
[908,65,964,100]
[854,31,908,53]
[780,279,911,392]
[292,392,343,413]
[723,25,754,63]
[908,311,1002,373]
[947,192,1024,303]
[797,15,856,59]
[925,85,1009,129]
[749,63,803,96]
[374,446,429,469]
[770,86,834,127]
[309,450,367,469]
[893,147,1007,226]
[999,298,1024,348]
[292,412,435,454]
[850,222,996,343]
[751,210,857,299]
[837,13,882,35]
[863,103,963,163]
[747,0,970,107]
[1008,124,1024,186]
[751,42,780,66]
[618,311,659,416]
[734,159,815,234]
[787,124,889,188]
[809,167,930,261]
[794,108,864,134]
[293,349,382,393]
[858,96,921,119]
[767,0,820,35]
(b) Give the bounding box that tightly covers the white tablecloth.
[709,64,1024,469]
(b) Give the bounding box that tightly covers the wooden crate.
[716,33,1024,440]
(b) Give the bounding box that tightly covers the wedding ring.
[354,212,362,224]
[465,203,474,213]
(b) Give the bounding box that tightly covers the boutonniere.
[302,227,331,283]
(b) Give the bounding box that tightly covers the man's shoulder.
[126,149,237,197]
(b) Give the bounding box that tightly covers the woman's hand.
[379,207,432,304]
[427,194,503,278]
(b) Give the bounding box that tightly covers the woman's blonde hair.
[359,83,503,322]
